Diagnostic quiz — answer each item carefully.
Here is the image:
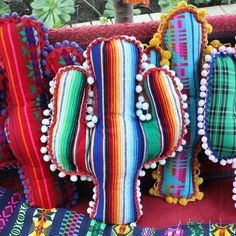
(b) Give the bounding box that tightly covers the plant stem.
[82,0,102,16]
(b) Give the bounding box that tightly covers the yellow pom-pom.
[166,196,173,204]
[198,9,207,19]
[149,187,156,196]
[172,197,178,204]
[160,14,167,21]
[152,171,158,180]
[195,191,204,200]
[197,177,203,185]
[160,59,170,67]
[149,38,161,47]
[205,24,213,33]
[205,45,213,54]
[178,1,188,7]
[210,39,221,48]
[179,198,188,206]
[162,50,171,60]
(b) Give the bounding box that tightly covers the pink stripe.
[8,25,51,205]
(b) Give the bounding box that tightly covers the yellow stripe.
[0,27,44,205]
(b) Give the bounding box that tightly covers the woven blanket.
[1,188,236,235]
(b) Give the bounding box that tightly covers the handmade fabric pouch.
[0,13,78,209]
[148,2,212,205]
[41,35,187,224]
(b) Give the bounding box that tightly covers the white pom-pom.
[87,207,93,214]
[43,109,50,116]
[48,102,53,110]
[220,159,227,166]
[92,194,96,200]
[70,175,78,182]
[50,164,56,172]
[212,158,218,163]
[80,175,87,181]
[178,82,184,91]
[92,115,98,124]
[139,203,143,209]
[201,136,207,143]
[198,100,205,107]
[40,135,48,143]
[87,106,94,114]
[202,63,209,69]
[198,107,204,114]
[41,125,48,133]
[49,87,54,95]
[201,70,208,77]
[42,119,50,126]
[136,109,143,117]
[136,102,143,109]
[232,162,236,169]
[226,47,233,54]
[137,179,141,187]
[211,48,217,55]
[83,61,89,70]
[88,90,94,97]
[137,191,141,198]
[142,53,148,61]
[162,65,170,70]
[232,195,236,201]
[49,80,55,88]
[83,50,87,58]
[219,45,226,52]
[138,95,145,103]
[142,62,149,70]
[208,155,215,161]
[136,85,142,93]
[205,55,212,62]
[87,121,95,128]
[139,170,146,177]
[159,159,166,165]
[130,222,137,227]
[233,188,236,194]
[198,122,204,129]
[43,155,50,162]
[183,103,188,109]
[201,142,208,149]
[89,201,95,208]
[59,172,66,178]
[184,113,189,119]
[185,119,190,125]
[40,147,47,154]
[198,115,204,122]
[170,70,176,77]
[93,187,96,193]
[139,114,146,121]
[227,159,233,164]
[182,139,186,145]
[142,102,149,110]
[200,79,207,86]
[200,85,207,92]
[144,164,150,169]
[86,114,92,121]
[200,92,207,98]
[233,181,236,188]
[182,94,187,101]
[145,113,152,121]
[136,74,142,82]
[150,162,157,169]
[205,149,212,156]
[87,76,95,85]
[170,152,176,157]
[177,145,183,152]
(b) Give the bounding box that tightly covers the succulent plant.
[0,0,10,17]
[31,0,75,28]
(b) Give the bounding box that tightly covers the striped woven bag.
[42,35,187,224]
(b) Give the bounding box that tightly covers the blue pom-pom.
[22,15,28,19]
[42,50,48,57]
[72,200,78,206]
[1,110,7,116]
[2,13,10,19]
[0,91,6,99]
[11,12,18,18]
[44,70,50,77]
[44,40,49,46]
[47,45,53,52]
[44,34,49,40]
[30,15,36,20]
[55,42,62,48]
[63,40,70,46]
[1,102,7,109]
[42,27,48,33]
[70,41,78,48]
[41,59,47,66]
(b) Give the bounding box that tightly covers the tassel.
[125,0,149,7]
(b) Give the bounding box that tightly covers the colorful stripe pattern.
[205,54,236,159]
[145,47,161,67]
[0,16,75,208]
[1,189,236,236]
[155,10,206,201]
[48,36,185,224]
